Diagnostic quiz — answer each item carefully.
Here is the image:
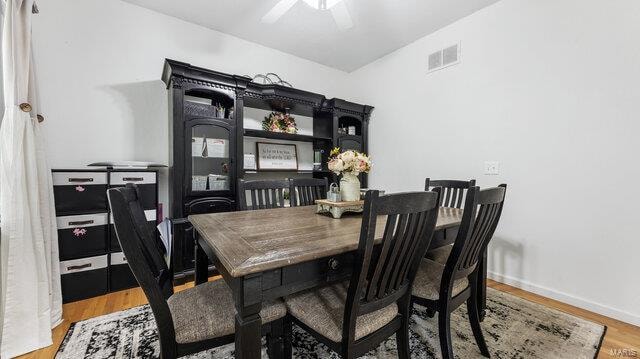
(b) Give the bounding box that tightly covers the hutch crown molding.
[162,59,374,281]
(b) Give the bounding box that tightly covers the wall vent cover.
[428,51,442,71]
[428,43,461,73]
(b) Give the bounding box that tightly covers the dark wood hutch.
[161,59,373,280]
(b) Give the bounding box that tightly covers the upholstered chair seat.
[168,280,287,344]
[413,259,469,300]
[425,245,453,265]
[285,282,398,343]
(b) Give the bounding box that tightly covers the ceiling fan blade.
[262,0,298,24]
[330,1,353,30]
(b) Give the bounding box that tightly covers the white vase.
[340,173,361,201]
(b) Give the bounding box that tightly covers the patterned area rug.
[56,288,605,358]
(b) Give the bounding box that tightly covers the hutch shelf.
[161,59,374,281]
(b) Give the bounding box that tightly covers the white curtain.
[0,0,62,357]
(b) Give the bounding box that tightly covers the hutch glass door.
[189,122,233,195]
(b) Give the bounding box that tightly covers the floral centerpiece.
[327,147,371,201]
[262,112,297,134]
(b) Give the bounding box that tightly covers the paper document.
[157,218,172,265]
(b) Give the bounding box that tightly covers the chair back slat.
[238,179,290,211]
[391,211,427,290]
[289,177,328,206]
[345,189,441,337]
[364,212,398,302]
[455,188,464,208]
[374,212,410,299]
[443,188,452,207]
[425,178,476,208]
[445,185,507,283]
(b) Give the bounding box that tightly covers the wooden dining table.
[190,205,487,359]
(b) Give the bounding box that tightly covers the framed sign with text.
[256,142,298,171]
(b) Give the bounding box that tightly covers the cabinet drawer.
[57,213,108,260]
[109,172,157,210]
[53,172,108,213]
[109,252,138,291]
[110,209,156,252]
[326,252,355,282]
[109,172,156,185]
[60,255,108,303]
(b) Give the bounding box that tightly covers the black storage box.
[109,171,157,210]
[109,252,138,291]
[57,213,108,260]
[110,209,156,251]
[53,172,108,213]
[60,255,108,303]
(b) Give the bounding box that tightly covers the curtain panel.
[0,0,62,357]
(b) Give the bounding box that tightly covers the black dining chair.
[238,179,291,210]
[425,178,476,209]
[283,189,442,359]
[412,184,507,359]
[108,184,287,359]
[424,178,476,265]
[289,177,329,206]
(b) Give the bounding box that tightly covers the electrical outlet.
[484,161,500,175]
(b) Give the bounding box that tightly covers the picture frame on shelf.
[256,142,298,171]
[244,153,257,170]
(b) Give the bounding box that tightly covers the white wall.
[32,0,347,205]
[342,0,640,325]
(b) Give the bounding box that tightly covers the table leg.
[477,248,488,321]
[267,319,285,359]
[194,235,209,285]
[235,274,263,359]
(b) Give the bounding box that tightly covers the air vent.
[428,51,442,71]
[428,43,461,73]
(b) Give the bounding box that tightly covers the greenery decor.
[262,112,298,134]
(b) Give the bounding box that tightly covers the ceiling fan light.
[302,0,342,10]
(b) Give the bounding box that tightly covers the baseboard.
[488,271,640,327]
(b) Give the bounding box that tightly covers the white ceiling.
[123,0,500,72]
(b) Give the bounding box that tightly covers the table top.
[189,206,463,277]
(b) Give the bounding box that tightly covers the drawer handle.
[68,177,94,183]
[328,258,339,270]
[69,220,94,226]
[122,177,144,182]
[67,263,92,271]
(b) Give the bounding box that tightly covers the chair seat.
[425,245,452,265]
[413,259,469,300]
[167,280,286,344]
[285,282,398,343]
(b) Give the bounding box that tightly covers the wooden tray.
[315,199,364,219]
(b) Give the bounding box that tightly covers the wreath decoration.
[262,112,298,134]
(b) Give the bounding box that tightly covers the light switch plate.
[484,161,500,175]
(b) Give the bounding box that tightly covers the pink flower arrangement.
[262,112,298,134]
[327,147,371,176]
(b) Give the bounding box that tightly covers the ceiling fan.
[262,0,354,30]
